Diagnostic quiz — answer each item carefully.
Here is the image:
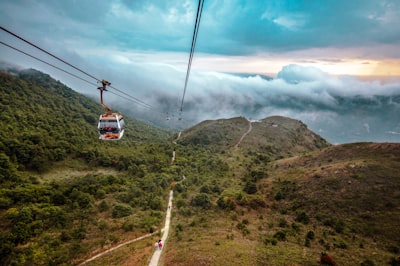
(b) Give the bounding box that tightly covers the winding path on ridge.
[78,232,157,265]
[235,118,254,148]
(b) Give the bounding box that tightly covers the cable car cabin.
[97,113,125,140]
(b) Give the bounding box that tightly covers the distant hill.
[177,116,330,158]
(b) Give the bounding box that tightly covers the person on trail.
[155,241,159,250]
[158,240,163,250]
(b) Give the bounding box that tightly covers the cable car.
[98,113,125,140]
[97,80,125,140]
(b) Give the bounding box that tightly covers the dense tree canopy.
[0,69,233,265]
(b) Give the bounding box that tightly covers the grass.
[80,236,158,266]
[9,138,400,265]
[156,142,400,266]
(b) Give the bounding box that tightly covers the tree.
[244,181,257,194]
[112,203,133,218]
[0,153,18,182]
[190,193,212,209]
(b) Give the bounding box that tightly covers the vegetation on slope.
[1,68,399,266]
[177,116,330,159]
[162,142,400,266]
[0,69,180,265]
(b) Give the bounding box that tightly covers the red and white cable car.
[97,80,125,140]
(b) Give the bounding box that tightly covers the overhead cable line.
[0,26,159,112]
[1,26,99,82]
[1,40,166,117]
[106,90,153,111]
[0,41,98,87]
[108,84,155,109]
[179,0,204,116]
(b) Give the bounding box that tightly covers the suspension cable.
[1,26,100,82]
[0,26,159,112]
[1,40,167,117]
[109,84,154,109]
[179,0,204,117]
[0,41,98,87]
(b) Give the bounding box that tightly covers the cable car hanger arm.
[98,79,112,112]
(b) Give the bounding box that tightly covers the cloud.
[1,0,400,144]
[82,60,398,143]
[277,64,330,83]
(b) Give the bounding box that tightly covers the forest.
[0,69,230,265]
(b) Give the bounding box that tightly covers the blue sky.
[1,0,400,143]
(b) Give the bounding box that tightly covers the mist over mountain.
[117,64,400,144]
[1,62,399,144]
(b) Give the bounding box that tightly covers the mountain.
[177,116,330,158]
[1,67,399,266]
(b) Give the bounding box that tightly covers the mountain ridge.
[177,115,330,159]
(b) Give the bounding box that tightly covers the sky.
[0,0,400,144]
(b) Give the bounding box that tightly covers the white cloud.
[272,14,307,30]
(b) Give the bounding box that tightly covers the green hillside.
[178,116,330,159]
[0,69,181,265]
[161,142,400,266]
[1,69,399,266]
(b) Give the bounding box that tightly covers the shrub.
[98,200,109,212]
[334,219,345,233]
[296,211,310,224]
[237,222,245,230]
[334,241,348,249]
[176,223,183,232]
[122,221,135,232]
[243,181,257,194]
[387,245,400,254]
[190,193,212,209]
[291,222,300,233]
[112,203,133,218]
[279,218,288,228]
[360,259,375,266]
[217,196,235,210]
[306,230,315,240]
[200,185,211,193]
[274,191,284,201]
[248,196,266,209]
[273,231,286,241]
[389,257,400,266]
[72,226,86,240]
